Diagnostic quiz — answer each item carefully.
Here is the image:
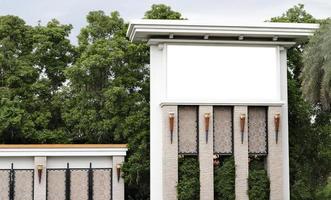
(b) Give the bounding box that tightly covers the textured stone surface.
[162,106,178,200]
[47,170,66,200]
[178,106,198,154]
[248,107,267,154]
[199,106,214,200]
[70,170,88,200]
[93,169,112,200]
[112,156,125,200]
[0,170,9,200]
[234,106,249,200]
[34,156,47,200]
[214,106,233,154]
[267,106,283,200]
[15,170,34,200]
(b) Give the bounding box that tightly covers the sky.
[1,0,330,44]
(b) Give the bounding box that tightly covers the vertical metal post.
[88,163,93,200]
[65,163,70,200]
[9,163,15,200]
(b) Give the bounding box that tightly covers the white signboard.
[166,44,280,103]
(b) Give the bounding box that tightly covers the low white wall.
[47,156,112,168]
[0,157,34,169]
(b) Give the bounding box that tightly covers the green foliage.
[177,156,200,200]
[270,4,316,23]
[248,157,270,200]
[144,4,184,20]
[214,156,235,200]
[271,4,331,199]
[0,15,74,143]
[302,19,331,111]
[248,169,270,200]
[317,178,331,200]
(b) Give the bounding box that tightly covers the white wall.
[47,156,112,168]
[0,157,34,169]
[166,44,280,103]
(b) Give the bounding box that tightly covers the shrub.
[214,156,235,200]
[248,157,270,200]
[177,156,200,200]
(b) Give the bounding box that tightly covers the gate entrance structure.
[0,144,127,200]
[127,20,319,200]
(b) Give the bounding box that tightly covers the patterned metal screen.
[71,170,89,200]
[214,107,233,154]
[47,168,112,200]
[47,169,66,200]
[178,106,198,154]
[93,169,112,200]
[248,107,268,154]
[0,170,10,200]
[14,170,34,200]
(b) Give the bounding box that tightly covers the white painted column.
[34,156,47,200]
[150,44,167,200]
[113,156,125,200]
[267,106,283,200]
[234,106,249,200]
[280,47,290,200]
[199,106,214,200]
[162,106,178,200]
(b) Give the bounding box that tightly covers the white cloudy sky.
[1,0,330,44]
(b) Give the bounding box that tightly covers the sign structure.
[127,20,319,200]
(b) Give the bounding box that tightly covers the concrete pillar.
[113,156,125,200]
[199,106,214,200]
[267,106,283,200]
[34,156,47,200]
[162,106,178,200]
[234,106,249,200]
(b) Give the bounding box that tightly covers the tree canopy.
[302,19,331,111]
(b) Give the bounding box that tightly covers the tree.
[144,4,184,20]
[0,15,75,144]
[271,4,331,199]
[302,19,331,111]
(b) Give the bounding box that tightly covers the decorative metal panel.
[178,106,198,154]
[14,170,34,200]
[214,107,233,154]
[0,170,10,200]
[93,169,112,200]
[70,170,88,200]
[248,107,267,154]
[47,169,66,200]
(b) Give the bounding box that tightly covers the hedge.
[177,156,200,200]
[248,157,270,200]
[214,156,235,200]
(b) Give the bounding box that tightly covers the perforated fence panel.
[47,169,66,200]
[213,106,233,154]
[71,170,89,200]
[0,170,10,200]
[47,168,112,200]
[14,170,34,200]
[178,106,198,154]
[248,107,268,154]
[93,169,112,200]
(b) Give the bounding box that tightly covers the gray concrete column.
[267,106,283,200]
[162,106,178,200]
[234,106,249,200]
[113,156,125,200]
[199,106,214,200]
[34,156,47,200]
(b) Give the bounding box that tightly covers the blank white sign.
[166,44,280,102]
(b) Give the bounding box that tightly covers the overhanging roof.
[127,20,319,42]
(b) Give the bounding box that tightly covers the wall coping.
[0,144,128,157]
